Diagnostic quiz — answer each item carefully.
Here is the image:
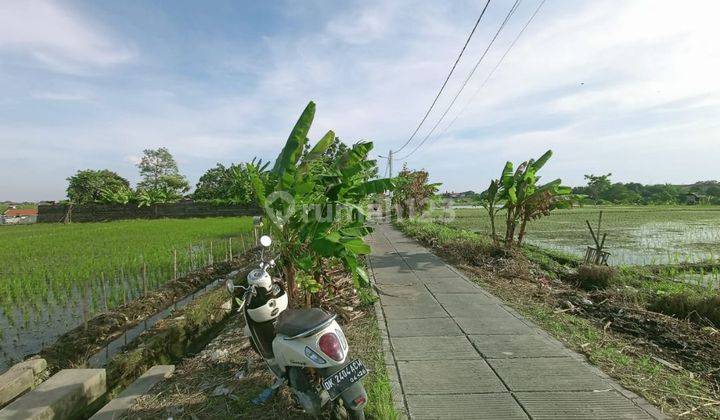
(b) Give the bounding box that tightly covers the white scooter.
[226,235,368,419]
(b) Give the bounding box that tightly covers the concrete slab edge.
[367,236,410,419]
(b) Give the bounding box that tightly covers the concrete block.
[382,302,448,320]
[407,393,528,419]
[392,336,480,361]
[469,334,570,359]
[386,318,463,337]
[434,293,500,309]
[455,315,533,335]
[0,359,47,407]
[0,368,106,420]
[489,358,609,392]
[514,391,653,419]
[426,281,485,294]
[398,360,505,394]
[90,365,174,419]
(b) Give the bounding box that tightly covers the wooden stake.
[101,271,108,312]
[228,238,232,261]
[209,241,214,265]
[142,261,148,296]
[82,283,89,331]
[121,267,127,305]
[173,248,178,279]
[189,245,193,271]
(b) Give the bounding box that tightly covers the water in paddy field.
[0,280,148,373]
[526,221,720,266]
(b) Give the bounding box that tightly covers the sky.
[1,0,719,201]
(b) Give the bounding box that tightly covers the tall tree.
[66,169,130,204]
[136,148,189,198]
[584,173,612,204]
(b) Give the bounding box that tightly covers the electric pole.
[388,149,393,178]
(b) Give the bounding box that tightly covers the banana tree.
[501,150,571,248]
[479,179,501,245]
[248,101,394,305]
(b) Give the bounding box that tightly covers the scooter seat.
[277,308,336,339]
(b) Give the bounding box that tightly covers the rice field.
[438,205,720,266]
[0,217,254,370]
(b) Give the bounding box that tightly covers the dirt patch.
[40,253,255,373]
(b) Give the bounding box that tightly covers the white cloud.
[0,0,134,73]
[31,91,91,101]
[2,0,720,201]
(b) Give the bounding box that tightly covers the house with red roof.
[1,207,38,225]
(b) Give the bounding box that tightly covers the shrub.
[577,264,616,290]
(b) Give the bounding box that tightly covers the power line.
[393,0,492,154]
[430,0,547,145]
[396,0,522,161]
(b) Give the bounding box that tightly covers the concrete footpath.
[368,224,664,420]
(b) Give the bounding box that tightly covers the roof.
[4,208,38,217]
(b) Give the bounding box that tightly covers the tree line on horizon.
[452,174,720,206]
[63,136,360,207]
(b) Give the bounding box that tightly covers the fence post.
[228,238,232,261]
[173,248,178,279]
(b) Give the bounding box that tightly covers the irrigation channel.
[0,231,258,373]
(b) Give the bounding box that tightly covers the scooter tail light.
[318,332,344,361]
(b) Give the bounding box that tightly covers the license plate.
[322,359,368,400]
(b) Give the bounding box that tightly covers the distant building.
[1,208,38,225]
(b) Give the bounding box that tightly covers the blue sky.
[1,0,719,201]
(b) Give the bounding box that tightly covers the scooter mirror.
[225,278,235,295]
[260,235,272,247]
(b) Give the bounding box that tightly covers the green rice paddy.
[437,205,720,266]
[0,217,254,370]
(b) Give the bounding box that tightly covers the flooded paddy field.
[442,205,720,266]
[0,217,253,371]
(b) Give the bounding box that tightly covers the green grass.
[438,205,720,266]
[0,217,254,322]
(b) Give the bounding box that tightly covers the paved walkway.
[368,224,664,420]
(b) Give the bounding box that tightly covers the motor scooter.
[226,235,368,419]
